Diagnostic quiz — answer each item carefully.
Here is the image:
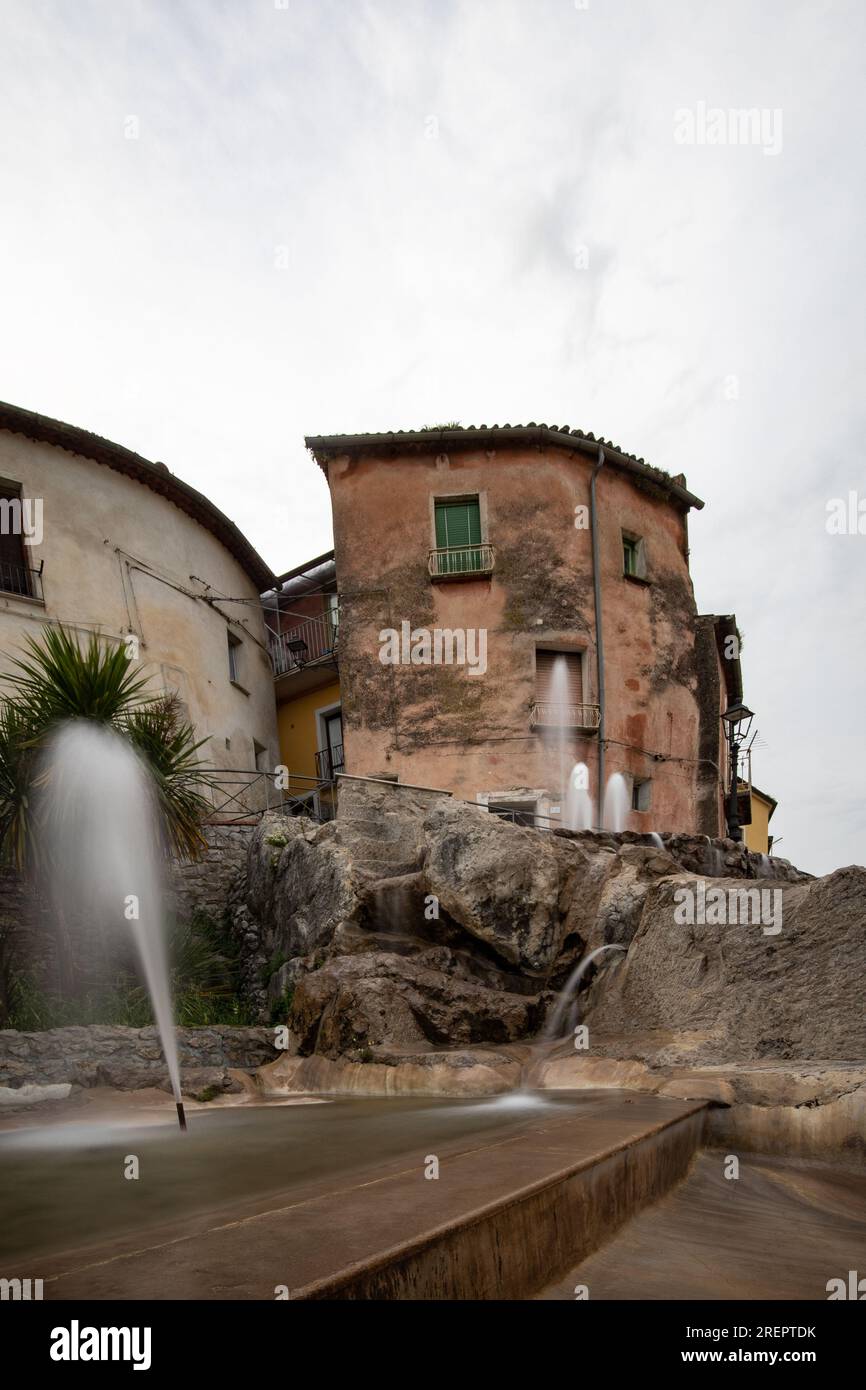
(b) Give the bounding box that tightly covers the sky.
[0,0,863,875]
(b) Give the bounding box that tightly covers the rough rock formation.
[235,777,820,1069]
[583,866,866,1063]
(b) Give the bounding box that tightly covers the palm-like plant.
[0,625,212,868]
[121,696,211,859]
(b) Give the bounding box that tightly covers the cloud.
[0,0,863,871]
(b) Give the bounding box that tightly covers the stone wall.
[168,824,256,922]
[0,825,256,1019]
[0,1024,274,1093]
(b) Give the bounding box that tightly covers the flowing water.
[522,943,627,1088]
[37,722,183,1116]
[540,943,628,1044]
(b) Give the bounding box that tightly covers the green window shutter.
[435,498,481,547]
[435,499,482,572]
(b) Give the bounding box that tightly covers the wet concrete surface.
[536,1149,866,1300]
[0,1088,702,1298]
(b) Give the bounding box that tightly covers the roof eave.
[305,426,704,511]
[0,400,276,591]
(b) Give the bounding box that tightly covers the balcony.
[0,560,44,602]
[428,543,495,581]
[269,611,338,678]
[315,742,345,783]
[530,701,601,732]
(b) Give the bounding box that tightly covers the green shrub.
[268,986,294,1025]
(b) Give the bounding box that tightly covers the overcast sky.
[1,0,863,874]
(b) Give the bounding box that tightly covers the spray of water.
[564,761,594,831]
[602,772,629,832]
[548,656,572,813]
[37,722,185,1126]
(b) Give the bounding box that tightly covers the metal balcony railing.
[269,611,338,677]
[315,743,345,783]
[200,768,335,824]
[0,559,43,601]
[530,701,601,731]
[428,543,495,579]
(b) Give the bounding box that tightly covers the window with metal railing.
[430,496,494,578]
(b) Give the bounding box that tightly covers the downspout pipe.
[590,445,606,826]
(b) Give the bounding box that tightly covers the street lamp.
[720,701,755,842]
[287,637,309,668]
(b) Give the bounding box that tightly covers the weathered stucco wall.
[327,442,720,834]
[0,429,279,772]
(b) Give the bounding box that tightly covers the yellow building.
[744,784,778,856]
[263,551,342,819]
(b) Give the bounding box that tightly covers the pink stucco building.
[302,424,742,837]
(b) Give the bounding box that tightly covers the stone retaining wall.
[0,825,256,1016]
[0,1024,275,1094]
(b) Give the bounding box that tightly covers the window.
[316,708,344,782]
[432,496,488,576]
[0,480,32,596]
[253,739,267,772]
[489,799,537,828]
[632,777,652,813]
[535,650,583,706]
[227,632,242,684]
[530,650,597,730]
[622,533,648,580]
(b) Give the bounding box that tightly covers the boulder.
[584,866,866,1063]
[422,800,584,974]
[289,949,543,1059]
[246,813,362,961]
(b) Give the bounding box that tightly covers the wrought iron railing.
[0,559,43,601]
[269,611,338,677]
[199,768,335,823]
[428,543,495,579]
[315,743,345,783]
[530,701,601,731]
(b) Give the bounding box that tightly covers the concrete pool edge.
[289,1100,707,1301]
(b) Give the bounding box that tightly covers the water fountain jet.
[563,761,594,831]
[602,773,629,832]
[37,721,187,1132]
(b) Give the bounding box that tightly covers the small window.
[0,480,32,596]
[535,650,583,705]
[622,533,647,579]
[433,495,487,576]
[227,632,242,683]
[632,777,652,813]
[253,739,267,772]
[435,496,481,549]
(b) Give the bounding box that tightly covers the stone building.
[0,400,279,774]
[300,423,749,838]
